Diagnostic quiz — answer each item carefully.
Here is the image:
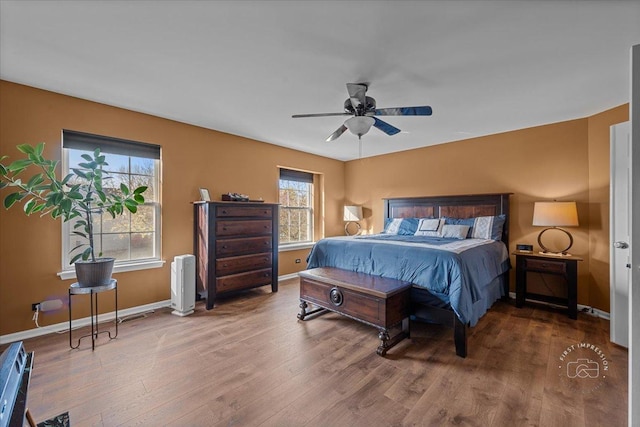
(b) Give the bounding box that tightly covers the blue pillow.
[383,218,420,235]
[443,214,506,240]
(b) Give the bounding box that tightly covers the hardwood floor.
[12,278,627,426]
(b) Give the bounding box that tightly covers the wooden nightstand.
[513,251,583,319]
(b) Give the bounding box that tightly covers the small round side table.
[68,279,118,350]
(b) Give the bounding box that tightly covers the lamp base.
[345,221,362,236]
[537,227,574,255]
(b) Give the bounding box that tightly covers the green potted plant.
[0,142,148,286]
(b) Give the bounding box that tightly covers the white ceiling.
[1,1,639,161]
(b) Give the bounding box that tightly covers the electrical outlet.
[295,258,301,264]
[32,303,39,311]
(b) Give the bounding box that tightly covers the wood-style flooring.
[13,278,627,426]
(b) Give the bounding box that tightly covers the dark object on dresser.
[514,251,581,319]
[194,201,279,310]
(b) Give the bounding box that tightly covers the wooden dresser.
[194,201,279,310]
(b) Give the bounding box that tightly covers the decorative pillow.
[440,224,470,239]
[442,217,475,237]
[471,215,506,240]
[383,218,420,235]
[443,215,506,240]
[414,218,444,237]
[383,218,403,234]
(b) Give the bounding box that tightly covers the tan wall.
[0,81,344,335]
[345,105,628,311]
[0,78,627,336]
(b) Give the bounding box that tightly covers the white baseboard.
[0,300,171,345]
[507,292,610,320]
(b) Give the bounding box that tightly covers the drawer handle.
[223,227,228,230]
[222,245,228,249]
[264,273,271,277]
[329,288,343,307]
[222,210,227,214]
[222,263,228,267]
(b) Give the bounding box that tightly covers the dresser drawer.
[216,268,273,293]
[525,258,566,274]
[216,220,272,237]
[216,253,272,276]
[216,205,273,218]
[216,236,272,257]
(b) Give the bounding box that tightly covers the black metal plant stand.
[68,279,118,350]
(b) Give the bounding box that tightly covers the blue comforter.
[306,235,510,326]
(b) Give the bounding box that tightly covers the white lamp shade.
[532,201,579,227]
[345,116,375,137]
[344,205,363,221]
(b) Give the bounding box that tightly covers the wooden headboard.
[383,193,512,248]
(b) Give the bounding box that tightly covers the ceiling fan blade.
[374,106,433,116]
[346,83,367,110]
[373,117,401,136]
[292,112,351,118]
[326,124,348,142]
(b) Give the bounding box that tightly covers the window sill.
[57,259,166,280]
[279,242,315,252]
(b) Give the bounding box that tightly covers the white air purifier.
[171,254,196,316]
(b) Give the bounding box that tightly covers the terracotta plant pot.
[74,258,115,287]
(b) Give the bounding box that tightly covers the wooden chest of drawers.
[194,201,279,309]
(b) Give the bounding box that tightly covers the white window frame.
[57,131,163,279]
[279,168,314,248]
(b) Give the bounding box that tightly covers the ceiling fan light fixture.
[345,116,375,137]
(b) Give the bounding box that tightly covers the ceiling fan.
[292,83,433,142]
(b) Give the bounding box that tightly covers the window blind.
[279,168,313,183]
[63,129,160,159]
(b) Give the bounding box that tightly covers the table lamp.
[343,205,363,236]
[532,201,579,255]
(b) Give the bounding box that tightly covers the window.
[279,168,313,245]
[61,130,161,273]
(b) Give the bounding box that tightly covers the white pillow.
[414,218,444,237]
[440,224,471,239]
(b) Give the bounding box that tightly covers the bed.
[306,193,511,357]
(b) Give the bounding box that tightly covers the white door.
[629,43,639,427]
[610,121,630,348]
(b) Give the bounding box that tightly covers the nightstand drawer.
[525,258,566,273]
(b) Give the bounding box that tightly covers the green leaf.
[120,183,130,196]
[4,192,21,209]
[124,199,138,213]
[0,163,7,175]
[72,169,88,179]
[24,198,36,214]
[34,142,45,156]
[80,154,93,161]
[72,231,87,238]
[133,194,145,203]
[60,198,72,214]
[7,159,33,172]
[67,191,83,200]
[16,144,35,155]
[134,186,148,195]
[26,173,44,189]
[69,252,84,265]
[81,247,93,262]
